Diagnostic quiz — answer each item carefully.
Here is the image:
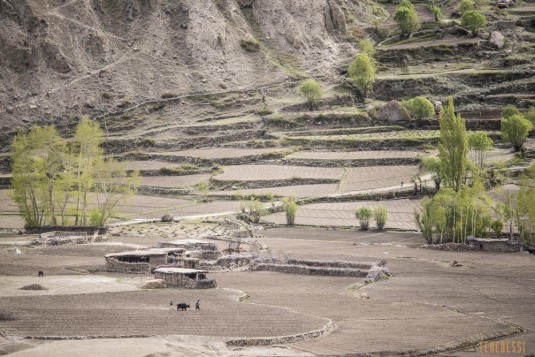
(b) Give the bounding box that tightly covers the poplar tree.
[348,53,375,98]
[438,97,468,192]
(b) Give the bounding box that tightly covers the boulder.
[139,279,167,289]
[489,31,505,49]
[376,100,410,122]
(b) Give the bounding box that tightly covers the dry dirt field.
[263,199,420,230]
[213,165,343,182]
[1,226,532,357]
[140,174,212,188]
[287,150,423,160]
[340,165,420,192]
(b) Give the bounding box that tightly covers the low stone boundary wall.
[211,177,339,190]
[226,320,335,347]
[285,259,373,270]
[253,263,368,277]
[154,272,217,289]
[281,157,420,168]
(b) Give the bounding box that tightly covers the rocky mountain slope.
[0,0,374,139]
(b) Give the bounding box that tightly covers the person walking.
[195,300,200,310]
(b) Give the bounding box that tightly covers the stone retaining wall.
[253,263,368,277]
[153,272,217,289]
[105,257,150,273]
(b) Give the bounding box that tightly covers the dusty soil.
[263,199,421,230]
[0,227,533,356]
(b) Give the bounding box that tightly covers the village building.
[105,248,195,273]
[153,267,217,289]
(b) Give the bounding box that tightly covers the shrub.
[524,106,535,124]
[246,198,265,223]
[159,164,199,175]
[256,106,274,116]
[355,207,373,230]
[373,207,388,230]
[240,37,260,52]
[502,104,520,120]
[402,96,435,121]
[501,114,533,152]
[461,10,486,37]
[490,220,503,237]
[283,195,298,226]
[161,214,174,222]
[394,0,420,37]
[299,79,322,110]
[459,0,474,14]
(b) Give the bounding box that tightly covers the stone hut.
[105,248,186,273]
[153,267,217,289]
[468,238,522,252]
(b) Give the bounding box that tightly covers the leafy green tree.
[394,0,420,38]
[348,53,376,98]
[438,97,468,192]
[502,104,520,120]
[11,126,68,228]
[358,39,376,58]
[420,156,443,190]
[402,96,435,120]
[468,131,493,168]
[373,207,388,230]
[355,206,373,230]
[72,116,104,225]
[90,159,139,227]
[517,163,535,243]
[283,195,298,226]
[431,5,442,22]
[501,114,533,152]
[524,106,535,124]
[461,10,486,37]
[459,0,474,14]
[298,79,322,110]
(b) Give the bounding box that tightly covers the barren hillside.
[0,0,375,140]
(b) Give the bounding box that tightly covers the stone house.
[153,267,217,288]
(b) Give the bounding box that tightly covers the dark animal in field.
[524,245,535,255]
[177,303,190,311]
[37,271,44,277]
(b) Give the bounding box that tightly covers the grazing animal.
[195,300,200,310]
[177,303,190,311]
[37,271,44,277]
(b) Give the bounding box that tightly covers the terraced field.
[263,199,420,230]
[213,165,343,182]
[287,150,423,161]
[140,174,211,188]
[340,165,420,192]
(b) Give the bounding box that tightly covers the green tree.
[502,104,520,120]
[438,97,468,192]
[72,116,104,225]
[348,53,376,98]
[355,206,373,230]
[431,5,442,22]
[524,106,535,124]
[358,39,376,58]
[402,96,435,120]
[90,159,139,227]
[394,0,420,38]
[283,195,298,226]
[298,79,322,110]
[461,10,486,37]
[420,156,443,190]
[373,207,388,230]
[459,0,474,14]
[468,131,493,168]
[517,163,535,243]
[11,126,68,228]
[501,114,533,152]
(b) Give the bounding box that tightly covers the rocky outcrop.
[324,0,347,35]
[489,31,505,49]
[376,100,410,122]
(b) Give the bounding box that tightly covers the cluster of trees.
[415,98,535,244]
[11,117,139,228]
[355,206,388,230]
